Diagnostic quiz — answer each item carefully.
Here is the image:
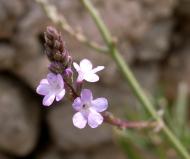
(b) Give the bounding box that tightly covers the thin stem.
[64,79,78,100]
[102,112,158,129]
[80,0,190,158]
[35,0,108,53]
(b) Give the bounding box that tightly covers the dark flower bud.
[44,26,73,73]
[48,62,65,74]
[64,67,73,79]
[46,26,59,40]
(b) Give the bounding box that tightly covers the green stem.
[81,0,190,158]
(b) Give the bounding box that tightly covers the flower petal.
[72,112,87,129]
[56,89,65,101]
[43,94,55,106]
[80,59,92,72]
[77,72,84,82]
[92,66,104,73]
[73,62,80,72]
[88,111,103,128]
[57,74,64,88]
[72,97,83,111]
[84,73,99,82]
[40,79,48,84]
[47,73,57,86]
[36,84,50,96]
[81,89,93,102]
[91,98,108,112]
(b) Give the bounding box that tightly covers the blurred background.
[0,0,190,159]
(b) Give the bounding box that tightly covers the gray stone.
[0,45,15,70]
[134,21,173,61]
[64,153,87,159]
[141,0,177,19]
[177,0,190,17]
[0,153,13,159]
[161,44,190,98]
[0,76,40,156]
[0,0,25,38]
[37,147,63,159]
[90,143,126,159]
[13,56,49,90]
[37,146,87,159]
[13,33,43,60]
[11,31,49,90]
[17,4,48,34]
[133,64,159,93]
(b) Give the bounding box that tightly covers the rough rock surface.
[0,0,25,38]
[90,143,126,159]
[0,153,13,159]
[0,76,40,156]
[37,147,63,159]
[162,44,190,98]
[37,143,125,159]
[0,45,15,70]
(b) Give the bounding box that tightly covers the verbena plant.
[35,0,190,158]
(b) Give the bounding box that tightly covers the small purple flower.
[73,59,104,82]
[36,73,65,106]
[72,89,108,129]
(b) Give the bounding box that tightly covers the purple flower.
[73,59,104,82]
[72,89,108,129]
[36,73,65,106]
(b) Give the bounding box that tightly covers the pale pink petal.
[92,66,104,73]
[72,97,83,111]
[81,89,93,102]
[91,98,108,112]
[57,74,64,88]
[36,84,50,96]
[47,73,57,86]
[72,112,87,129]
[88,111,103,128]
[43,94,55,106]
[80,59,92,72]
[84,73,99,82]
[73,62,80,72]
[40,79,48,84]
[77,72,84,82]
[56,89,65,101]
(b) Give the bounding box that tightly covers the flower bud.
[48,62,65,74]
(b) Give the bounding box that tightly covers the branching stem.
[80,0,190,158]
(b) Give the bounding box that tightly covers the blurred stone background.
[0,0,190,158]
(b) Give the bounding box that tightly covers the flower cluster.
[36,26,108,129]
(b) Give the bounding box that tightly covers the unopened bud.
[64,67,73,84]
[48,62,65,74]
